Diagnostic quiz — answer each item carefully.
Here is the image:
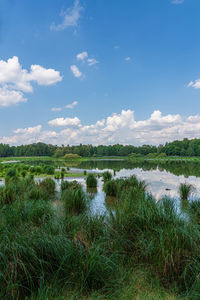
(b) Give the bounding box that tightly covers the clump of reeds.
[38,178,56,198]
[86,173,97,188]
[62,188,88,215]
[179,182,194,201]
[103,171,112,182]
[103,180,118,197]
[61,180,81,193]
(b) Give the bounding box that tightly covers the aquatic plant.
[62,188,88,215]
[103,180,118,197]
[179,182,194,201]
[38,178,56,198]
[61,180,81,193]
[103,171,112,182]
[86,173,97,188]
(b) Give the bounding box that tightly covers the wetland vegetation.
[0,155,200,299]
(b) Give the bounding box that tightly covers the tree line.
[0,138,200,157]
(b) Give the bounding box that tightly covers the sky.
[0,0,200,146]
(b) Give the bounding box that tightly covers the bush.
[64,153,81,160]
[86,174,97,188]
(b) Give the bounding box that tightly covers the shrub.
[64,153,81,160]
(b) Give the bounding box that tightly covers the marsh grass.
[179,182,194,201]
[38,178,56,198]
[62,188,88,215]
[103,171,112,182]
[0,173,200,299]
[86,173,97,188]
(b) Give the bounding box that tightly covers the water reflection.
[26,160,200,214]
[2,159,200,215]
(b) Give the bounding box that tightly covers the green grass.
[179,182,194,201]
[1,174,200,299]
[86,173,97,188]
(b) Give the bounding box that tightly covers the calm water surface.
[66,160,200,214]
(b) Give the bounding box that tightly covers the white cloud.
[0,87,27,107]
[70,65,83,78]
[0,56,62,107]
[65,101,78,109]
[171,0,184,4]
[30,65,62,86]
[77,51,88,61]
[0,125,57,145]
[48,116,81,127]
[125,57,131,61]
[13,125,42,135]
[50,0,83,31]
[188,79,200,89]
[51,107,62,112]
[51,101,78,112]
[87,58,99,66]
[0,56,32,92]
[0,56,62,93]
[4,109,200,146]
[76,52,98,66]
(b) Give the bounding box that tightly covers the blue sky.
[0,0,200,145]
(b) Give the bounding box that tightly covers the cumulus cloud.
[0,87,27,107]
[0,56,62,92]
[70,65,83,78]
[13,125,42,135]
[76,51,88,61]
[125,57,131,61]
[50,0,83,31]
[4,109,200,146]
[0,56,62,107]
[188,80,200,89]
[0,125,57,145]
[30,65,62,86]
[171,0,184,4]
[48,116,81,127]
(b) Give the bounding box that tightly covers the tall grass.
[1,173,200,298]
[38,178,56,198]
[179,182,194,201]
[103,171,112,182]
[86,173,97,188]
[62,188,88,215]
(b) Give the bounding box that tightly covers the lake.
[2,159,200,214]
[65,160,200,214]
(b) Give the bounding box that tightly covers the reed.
[86,173,97,188]
[179,182,194,201]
